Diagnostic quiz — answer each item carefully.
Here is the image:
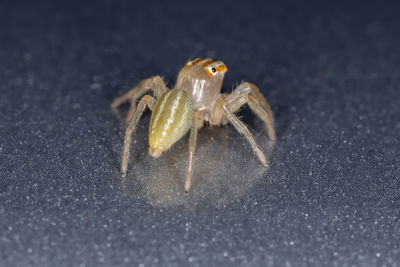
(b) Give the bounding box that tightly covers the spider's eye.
[203,61,228,77]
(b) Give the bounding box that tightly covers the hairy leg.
[121,95,157,175]
[248,95,276,140]
[226,82,275,140]
[111,75,168,122]
[184,111,203,193]
[217,98,267,167]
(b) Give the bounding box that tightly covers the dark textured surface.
[1,1,400,266]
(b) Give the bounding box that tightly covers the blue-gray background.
[1,1,399,266]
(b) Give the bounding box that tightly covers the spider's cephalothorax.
[178,58,227,121]
[112,58,276,192]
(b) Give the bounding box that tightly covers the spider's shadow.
[117,112,273,208]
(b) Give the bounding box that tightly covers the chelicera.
[112,58,276,193]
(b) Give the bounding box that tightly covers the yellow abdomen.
[149,89,193,157]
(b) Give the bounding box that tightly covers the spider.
[112,58,276,193]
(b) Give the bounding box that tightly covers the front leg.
[217,98,268,167]
[121,95,157,175]
[184,111,203,193]
[111,75,168,122]
[226,82,275,140]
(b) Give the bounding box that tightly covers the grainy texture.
[1,1,400,266]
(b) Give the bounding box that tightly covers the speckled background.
[1,1,399,266]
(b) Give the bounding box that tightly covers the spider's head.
[186,58,228,77]
[177,58,228,89]
[183,58,228,78]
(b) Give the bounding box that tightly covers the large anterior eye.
[205,66,217,76]
[202,59,228,77]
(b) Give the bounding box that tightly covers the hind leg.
[112,75,168,122]
[121,95,157,175]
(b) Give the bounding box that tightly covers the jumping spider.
[112,58,276,193]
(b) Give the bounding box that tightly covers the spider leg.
[121,95,157,175]
[184,111,203,193]
[247,95,276,140]
[217,98,268,167]
[111,75,168,122]
[227,94,276,141]
[226,82,275,140]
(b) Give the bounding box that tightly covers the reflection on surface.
[119,114,275,208]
